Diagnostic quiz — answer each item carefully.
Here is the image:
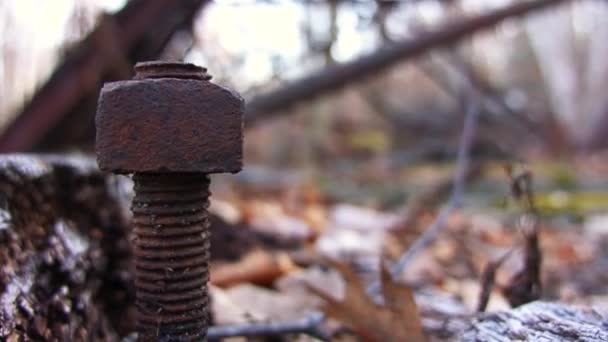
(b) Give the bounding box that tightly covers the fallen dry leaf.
[211,249,297,287]
[306,261,426,342]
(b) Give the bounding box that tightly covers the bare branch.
[122,313,329,342]
[246,0,572,127]
[392,97,481,275]
[369,90,482,295]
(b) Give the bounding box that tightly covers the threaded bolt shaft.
[96,59,243,340]
[131,172,211,341]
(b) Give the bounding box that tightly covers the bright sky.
[0,0,517,121]
[0,0,453,92]
[0,0,125,122]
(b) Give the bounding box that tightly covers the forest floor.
[207,157,608,340]
[0,155,606,341]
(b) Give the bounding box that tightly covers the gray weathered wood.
[454,302,608,341]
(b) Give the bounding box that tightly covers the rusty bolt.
[96,61,244,341]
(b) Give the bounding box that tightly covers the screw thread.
[131,172,211,341]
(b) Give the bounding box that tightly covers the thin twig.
[122,313,329,342]
[392,98,480,275]
[208,312,328,340]
[418,50,533,155]
[476,249,513,312]
[369,92,482,295]
[503,167,542,307]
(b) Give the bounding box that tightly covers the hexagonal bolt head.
[96,61,244,174]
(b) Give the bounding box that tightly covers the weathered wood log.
[0,155,132,340]
[448,302,608,341]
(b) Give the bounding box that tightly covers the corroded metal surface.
[96,62,244,174]
[133,61,212,81]
[95,61,244,341]
[132,173,210,341]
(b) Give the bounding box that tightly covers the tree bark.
[450,302,608,341]
[0,155,132,340]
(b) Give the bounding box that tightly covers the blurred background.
[2,0,608,209]
[2,0,608,338]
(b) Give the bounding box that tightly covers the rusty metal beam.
[245,0,571,127]
[0,0,207,153]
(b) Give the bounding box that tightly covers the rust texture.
[96,63,243,174]
[134,61,213,80]
[95,61,244,341]
[133,173,211,341]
